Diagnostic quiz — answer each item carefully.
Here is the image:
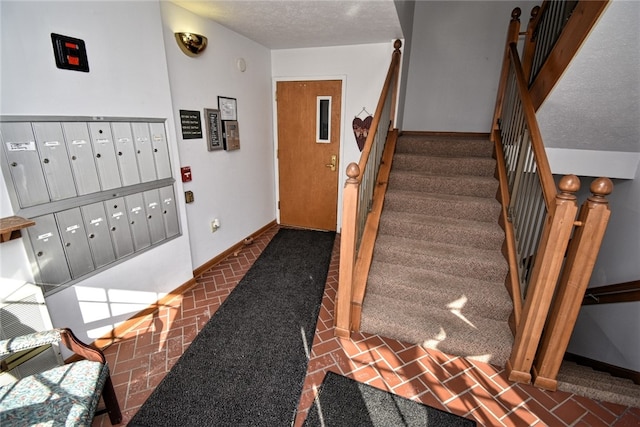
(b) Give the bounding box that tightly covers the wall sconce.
[175,32,208,57]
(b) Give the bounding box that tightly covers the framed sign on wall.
[218,96,237,121]
[222,120,240,151]
[204,108,223,151]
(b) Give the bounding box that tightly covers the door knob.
[325,154,337,172]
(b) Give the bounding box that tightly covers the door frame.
[272,75,347,232]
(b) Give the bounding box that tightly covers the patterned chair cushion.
[0,359,108,427]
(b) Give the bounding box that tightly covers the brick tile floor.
[93,225,639,426]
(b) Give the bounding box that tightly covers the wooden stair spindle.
[533,177,613,390]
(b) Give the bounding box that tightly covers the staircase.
[360,133,514,367]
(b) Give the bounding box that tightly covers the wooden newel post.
[335,163,361,338]
[533,177,613,390]
[507,175,579,384]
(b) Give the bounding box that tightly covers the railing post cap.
[394,39,402,51]
[512,7,522,20]
[558,174,580,198]
[589,177,613,202]
[346,162,360,180]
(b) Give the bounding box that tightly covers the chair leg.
[102,375,123,425]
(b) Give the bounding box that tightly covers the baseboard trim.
[400,130,491,139]
[193,220,278,277]
[88,220,278,352]
[564,352,640,385]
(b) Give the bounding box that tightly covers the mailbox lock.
[118,151,123,156]
[154,148,158,153]
[37,251,43,257]
[147,215,152,219]
[96,153,102,158]
[71,156,77,160]
[11,162,17,167]
[88,233,95,239]
[65,242,71,247]
[43,158,50,164]
[111,226,116,231]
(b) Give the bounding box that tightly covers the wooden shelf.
[0,216,35,243]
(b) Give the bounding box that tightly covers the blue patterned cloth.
[0,330,109,426]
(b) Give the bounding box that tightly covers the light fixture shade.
[175,32,208,57]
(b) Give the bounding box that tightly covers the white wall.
[271,42,397,230]
[402,1,538,132]
[566,169,640,371]
[160,2,276,269]
[0,1,193,343]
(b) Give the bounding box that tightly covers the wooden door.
[277,80,341,231]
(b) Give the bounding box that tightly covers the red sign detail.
[181,166,192,182]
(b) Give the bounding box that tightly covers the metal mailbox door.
[149,122,172,179]
[24,214,72,286]
[104,197,135,259]
[125,193,151,251]
[0,122,50,207]
[87,122,122,190]
[111,122,140,186]
[143,189,166,244]
[81,202,116,269]
[55,207,94,278]
[61,123,101,195]
[31,122,77,201]
[159,186,180,238]
[131,123,157,183]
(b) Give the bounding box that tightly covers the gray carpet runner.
[360,134,514,367]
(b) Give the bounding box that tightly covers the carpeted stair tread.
[378,211,504,251]
[557,362,640,407]
[373,234,508,283]
[392,153,496,177]
[366,261,512,321]
[384,190,501,223]
[360,292,513,367]
[396,135,494,158]
[388,170,498,198]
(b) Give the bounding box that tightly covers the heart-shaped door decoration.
[352,115,372,152]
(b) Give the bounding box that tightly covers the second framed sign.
[204,108,223,151]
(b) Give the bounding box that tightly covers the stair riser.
[378,217,504,251]
[366,276,512,321]
[384,193,501,223]
[374,246,508,283]
[388,173,498,199]
[396,138,494,158]
[360,293,513,366]
[393,154,496,177]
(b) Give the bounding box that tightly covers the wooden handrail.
[583,280,640,305]
[491,8,521,142]
[335,40,402,338]
[508,43,556,210]
[357,41,402,174]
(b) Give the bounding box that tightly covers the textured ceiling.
[171,0,404,49]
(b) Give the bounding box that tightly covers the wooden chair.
[0,328,122,426]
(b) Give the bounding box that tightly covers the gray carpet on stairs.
[360,134,514,367]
